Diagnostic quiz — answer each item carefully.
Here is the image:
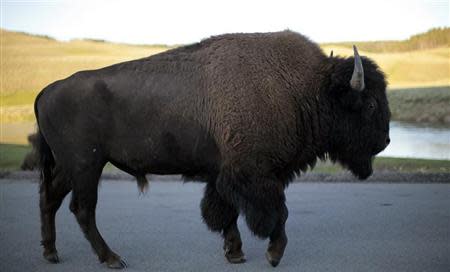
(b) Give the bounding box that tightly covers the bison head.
[327,46,391,179]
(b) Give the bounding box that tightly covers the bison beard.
[34,31,390,269]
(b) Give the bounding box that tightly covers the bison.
[35,30,390,269]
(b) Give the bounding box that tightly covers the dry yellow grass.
[0,105,34,123]
[1,29,449,144]
[0,122,35,145]
[2,29,448,98]
[1,29,168,96]
[1,30,169,143]
[321,46,450,88]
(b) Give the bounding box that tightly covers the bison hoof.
[224,247,246,264]
[225,253,246,264]
[265,251,281,267]
[43,250,60,263]
[106,255,127,269]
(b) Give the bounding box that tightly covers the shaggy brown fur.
[34,30,390,268]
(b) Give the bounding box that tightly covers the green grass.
[311,157,450,174]
[373,157,450,173]
[0,144,32,170]
[1,143,449,173]
[0,143,114,171]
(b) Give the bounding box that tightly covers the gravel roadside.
[1,170,449,183]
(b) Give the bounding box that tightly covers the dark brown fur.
[35,31,390,268]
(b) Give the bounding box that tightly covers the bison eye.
[366,100,377,116]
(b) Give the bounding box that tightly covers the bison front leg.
[217,169,289,267]
[265,203,288,267]
[201,182,246,264]
[241,190,288,267]
[222,219,245,263]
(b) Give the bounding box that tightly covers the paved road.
[1,179,449,272]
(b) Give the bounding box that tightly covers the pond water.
[379,121,450,160]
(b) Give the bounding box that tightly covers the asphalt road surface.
[1,179,449,272]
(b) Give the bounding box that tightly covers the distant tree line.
[324,27,450,53]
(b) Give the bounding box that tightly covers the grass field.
[2,28,448,102]
[0,29,169,142]
[311,156,450,174]
[321,45,449,88]
[323,27,449,53]
[1,29,169,99]
[1,28,449,144]
[1,143,450,173]
[0,144,31,170]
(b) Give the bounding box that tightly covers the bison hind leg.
[69,159,126,269]
[40,166,72,263]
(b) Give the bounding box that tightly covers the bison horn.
[350,45,365,91]
[330,50,334,58]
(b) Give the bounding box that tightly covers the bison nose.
[386,137,391,145]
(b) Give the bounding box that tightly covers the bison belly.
[106,114,220,177]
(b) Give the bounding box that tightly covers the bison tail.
[36,129,55,197]
[136,175,149,194]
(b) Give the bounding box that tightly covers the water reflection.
[379,121,450,160]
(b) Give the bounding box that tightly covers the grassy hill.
[1,28,449,144]
[387,86,450,123]
[2,28,448,99]
[324,27,450,53]
[320,28,449,88]
[321,45,449,88]
[1,29,169,100]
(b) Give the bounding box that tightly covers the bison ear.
[328,63,364,111]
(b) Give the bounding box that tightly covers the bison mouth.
[348,160,373,180]
[335,155,374,180]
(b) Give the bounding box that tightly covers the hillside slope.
[1,28,449,144]
[2,28,448,100]
[324,27,449,53]
[1,29,169,99]
[321,45,449,88]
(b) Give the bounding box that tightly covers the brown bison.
[34,31,390,269]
